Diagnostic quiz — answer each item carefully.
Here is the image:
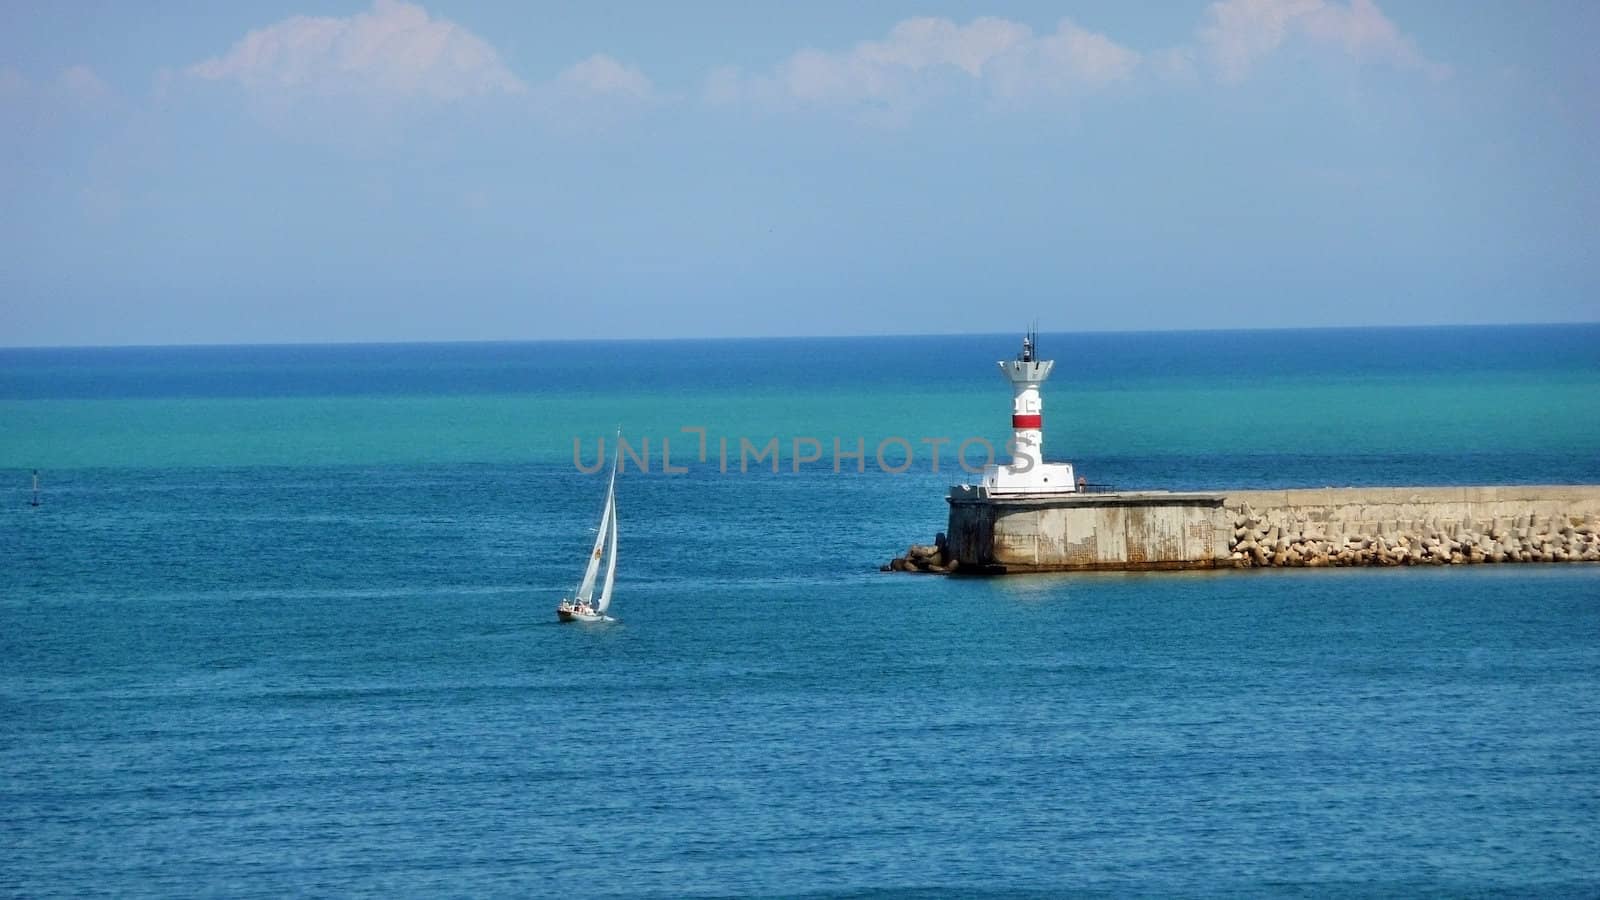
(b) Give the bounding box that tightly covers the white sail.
[573,450,618,603]
[596,488,618,613]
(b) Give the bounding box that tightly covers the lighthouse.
[977,330,1078,495]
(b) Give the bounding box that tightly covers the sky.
[0,0,1596,346]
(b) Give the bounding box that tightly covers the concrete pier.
[944,488,1228,573]
[887,485,1600,574]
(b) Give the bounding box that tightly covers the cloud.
[1199,0,1449,82]
[172,0,1446,135]
[986,20,1143,97]
[706,2,1445,119]
[847,17,1033,80]
[557,54,653,101]
[187,0,525,101]
[708,16,1139,113]
[58,65,111,102]
[523,54,658,135]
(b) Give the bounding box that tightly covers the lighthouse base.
[965,462,1078,497]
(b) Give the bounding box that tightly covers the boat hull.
[557,607,606,623]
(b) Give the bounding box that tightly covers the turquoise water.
[4,325,1599,475]
[3,326,1600,895]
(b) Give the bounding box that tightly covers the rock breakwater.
[883,534,958,574]
[1227,507,1600,568]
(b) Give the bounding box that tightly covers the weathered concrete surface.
[892,485,1600,574]
[943,491,1228,573]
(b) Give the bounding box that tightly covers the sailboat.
[556,443,618,623]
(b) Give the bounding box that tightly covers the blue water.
[3,326,1599,895]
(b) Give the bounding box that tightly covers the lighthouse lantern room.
[977,329,1078,496]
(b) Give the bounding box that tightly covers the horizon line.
[2,319,1596,352]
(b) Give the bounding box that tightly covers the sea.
[2,325,1599,897]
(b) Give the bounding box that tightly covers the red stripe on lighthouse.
[1012,414,1042,428]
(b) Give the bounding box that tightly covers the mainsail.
[573,453,618,603]
[596,491,618,613]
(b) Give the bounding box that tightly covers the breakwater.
[886,485,1600,574]
[1223,486,1600,567]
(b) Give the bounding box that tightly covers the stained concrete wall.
[945,491,1228,573]
[937,485,1600,574]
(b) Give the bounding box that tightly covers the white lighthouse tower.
[979,329,1078,495]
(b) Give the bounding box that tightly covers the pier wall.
[1222,486,1600,568]
[894,485,1600,574]
[944,492,1228,572]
